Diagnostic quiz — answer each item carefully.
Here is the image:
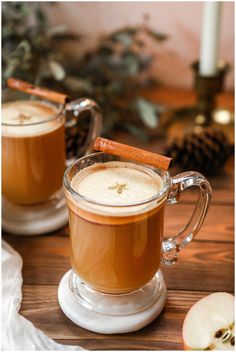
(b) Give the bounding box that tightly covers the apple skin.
[183,342,189,350]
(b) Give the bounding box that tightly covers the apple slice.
[183,292,234,350]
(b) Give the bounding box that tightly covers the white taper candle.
[200,2,222,76]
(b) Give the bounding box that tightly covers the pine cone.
[166,128,232,175]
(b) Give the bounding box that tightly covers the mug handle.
[162,171,212,265]
[65,98,102,162]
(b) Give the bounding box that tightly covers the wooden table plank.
[179,188,234,205]
[165,203,234,242]
[20,286,216,350]
[141,87,234,112]
[54,340,181,350]
[163,242,234,292]
[4,234,234,292]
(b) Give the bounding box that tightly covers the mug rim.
[2,88,64,127]
[63,152,171,208]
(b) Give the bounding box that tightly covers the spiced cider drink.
[66,160,166,294]
[2,100,66,205]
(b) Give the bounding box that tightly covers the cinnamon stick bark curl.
[7,78,70,105]
[94,137,173,171]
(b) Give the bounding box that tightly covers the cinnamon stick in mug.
[7,77,70,104]
[94,137,173,171]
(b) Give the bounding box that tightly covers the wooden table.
[4,88,234,350]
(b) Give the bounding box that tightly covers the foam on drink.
[2,100,61,137]
[71,161,164,210]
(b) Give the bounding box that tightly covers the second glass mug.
[2,89,102,206]
[63,153,212,315]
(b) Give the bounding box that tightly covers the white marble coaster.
[58,270,167,334]
[2,193,68,235]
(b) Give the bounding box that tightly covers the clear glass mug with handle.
[62,152,212,318]
[2,89,102,234]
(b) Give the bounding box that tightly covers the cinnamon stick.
[94,137,173,171]
[7,78,70,104]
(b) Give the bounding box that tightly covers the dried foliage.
[2,2,167,138]
[2,2,79,86]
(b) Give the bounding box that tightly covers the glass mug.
[2,89,102,206]
[63,153,212,314]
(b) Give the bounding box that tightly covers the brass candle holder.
[163,60,234,143]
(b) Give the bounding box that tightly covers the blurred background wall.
[47,1,234,90]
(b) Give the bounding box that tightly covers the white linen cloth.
[2,240,84,351]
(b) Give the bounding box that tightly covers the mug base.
[58,269,167,334]
[2,189,68,235]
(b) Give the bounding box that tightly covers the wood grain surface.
[3,88,234,350]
